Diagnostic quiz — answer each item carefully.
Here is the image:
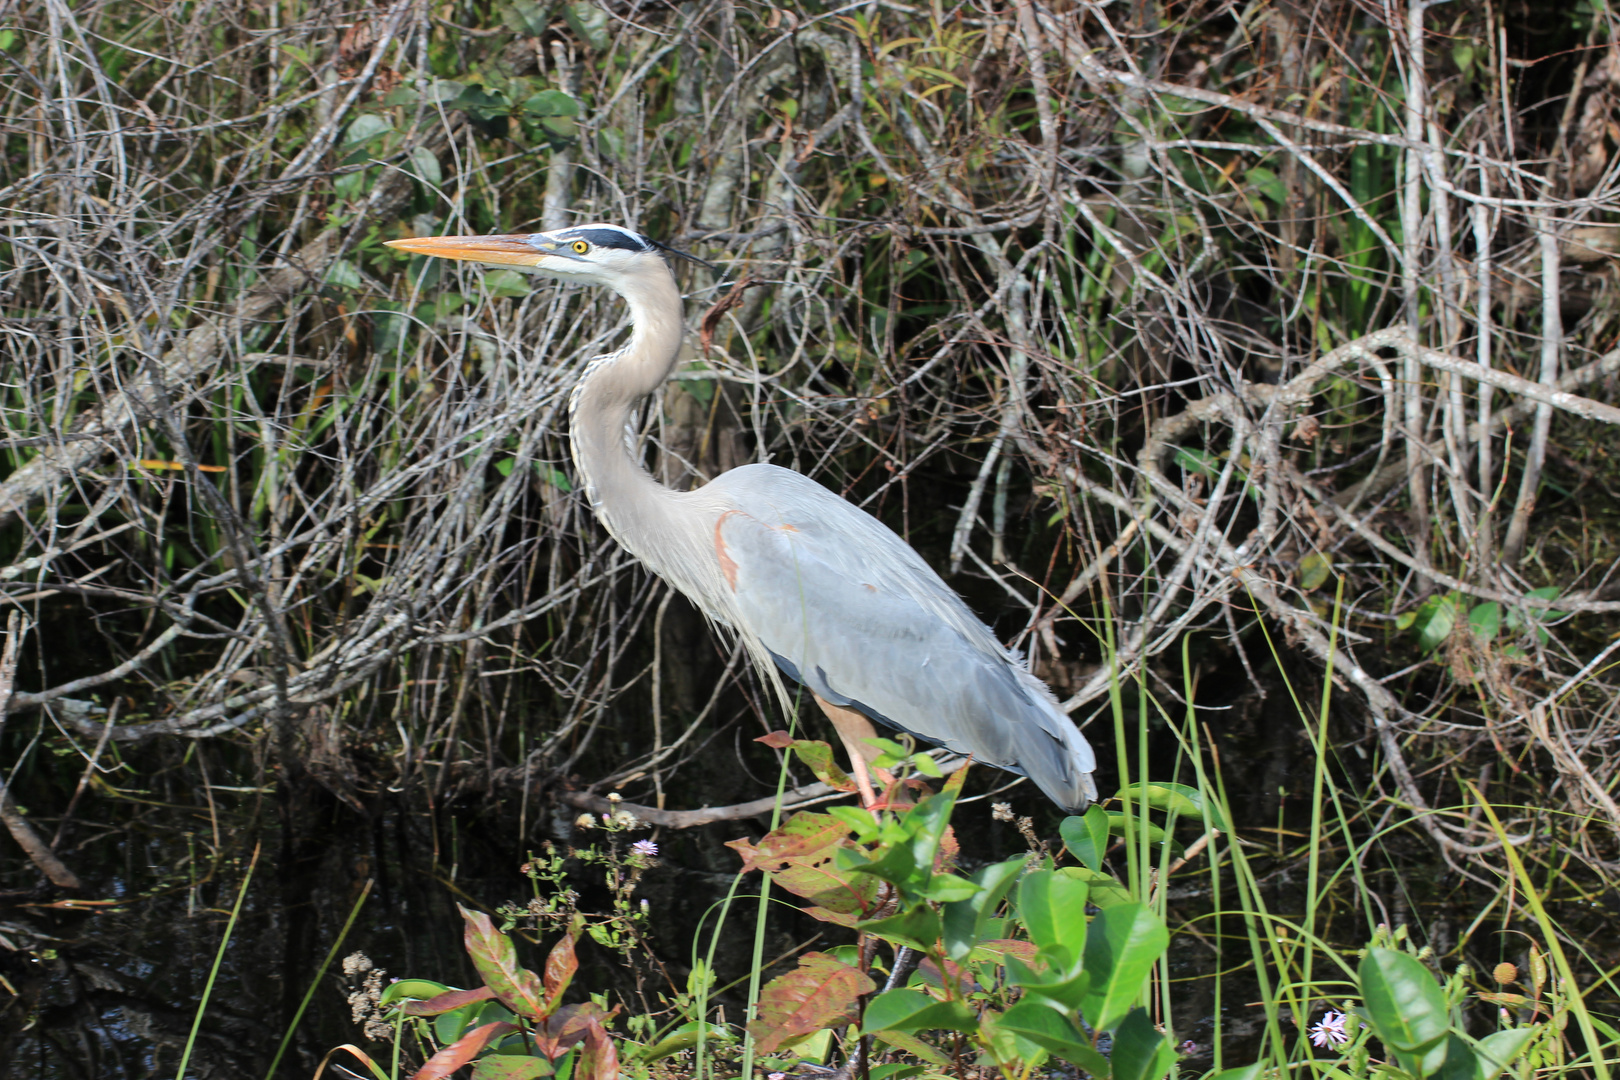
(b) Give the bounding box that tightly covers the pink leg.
[814,695,884,809]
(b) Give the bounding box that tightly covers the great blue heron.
[385,224,1098,813]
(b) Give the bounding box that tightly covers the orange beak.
[384,234,560,267]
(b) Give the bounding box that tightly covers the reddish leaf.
[408,1020,518,1080]
[470,1055,551,1079]
[575,1020,620,1080]
[532,1002,618,1060]
[460,905,547,1021]
[977,939,1040,965]
[748,951,876,1054]
[543,932,577,1009]
[402,985,497,1016]
[727,813,880,917]
[755,732,856,791]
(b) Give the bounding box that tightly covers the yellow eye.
[571,240,590,254]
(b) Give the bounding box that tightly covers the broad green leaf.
[1080,903,1170,1031]
[1116,782,1227,829]
[918,873,979,903]
[1410,593,1460,652]
[1112,1007,1177,1080]
[1475,1029,1534,1080]
[523,89,580,117]
[1247,165,1287,206]
[632,1020,731,1062]
[1430,1032,1486,1080]
[1060,866,1133,908]
[1017,869,1090,957]
[1359,948,1449,1055]
[1173,446,1221,477]
[1060,806,1110,872]
[409,145,442,187]
[754,732,856,793]
[324,259,361,289]
[942,857,1022,960]
[1469,602,1501,643]
[1206,1066,1263,1080]
[1003,952,1091,1011]
[563,1,610,48]
[501,0,550,35]
[343,113,392,149]
[860,905,943,951]
[995,1002,1110,1074]
[379,978,455,1005]
[1299,551,1332,591]
[484,269,531,298]
[863,988,977,1033]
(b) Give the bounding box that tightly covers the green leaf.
[1469,602,1501,643]
[1060,806,1111,872]
[1112,1007,1177,1080]
[1432,1032,1484,1080]
[523,89,580,117]
[409,144,442,188]
[632,1020,732,1062]
[918,873,979,903]
[942,857,1023,961]
[484,269,532,298]
[1299,551,1332,591]
[863,988,978,1034]
[501,0,551,36]
[859,906,943,951]
[1409,593,1461,652]
[995,1002,1110,1073]
[343,113,393,149]
[1205,1066,1263,1080]
[1059,866,1133,908]
[563,1,610,48]
[1173,446,1220,477]
[1359,948,1449,1062]
[1116,782,1227,828]
[1003,953,1091,1011]
[1247,165,1287,206]
[1017,869,1090,957]
[1475,1028,1534,1080]
[1079,903,1170,1031]
[324,259,362,289]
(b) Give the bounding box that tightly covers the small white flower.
[1309,1011,1349,1049]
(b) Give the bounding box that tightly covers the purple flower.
[632,839,658,857]
[1309,1011,1349,1049]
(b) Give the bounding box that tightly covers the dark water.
[3,667,1595,1079]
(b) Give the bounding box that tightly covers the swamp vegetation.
[3,0,1620,1074]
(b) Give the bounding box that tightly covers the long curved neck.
[567,261,690,571]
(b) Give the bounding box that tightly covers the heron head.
[384,223,682,286]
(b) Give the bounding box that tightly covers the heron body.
[386,224,1099,813]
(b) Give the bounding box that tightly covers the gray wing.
[707,464,1098,813]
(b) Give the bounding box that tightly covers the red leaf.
[727,812,880,916]
[576,1020,620,1080]
[532,1002,618,1060]
[470,1055,551,1079]
[543,932,577,1009]
[408,1020,518,1080]
[402,985,497,1016]
[755,732,857,792]
[748,951,875,1054]
[460,905,547,1021]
